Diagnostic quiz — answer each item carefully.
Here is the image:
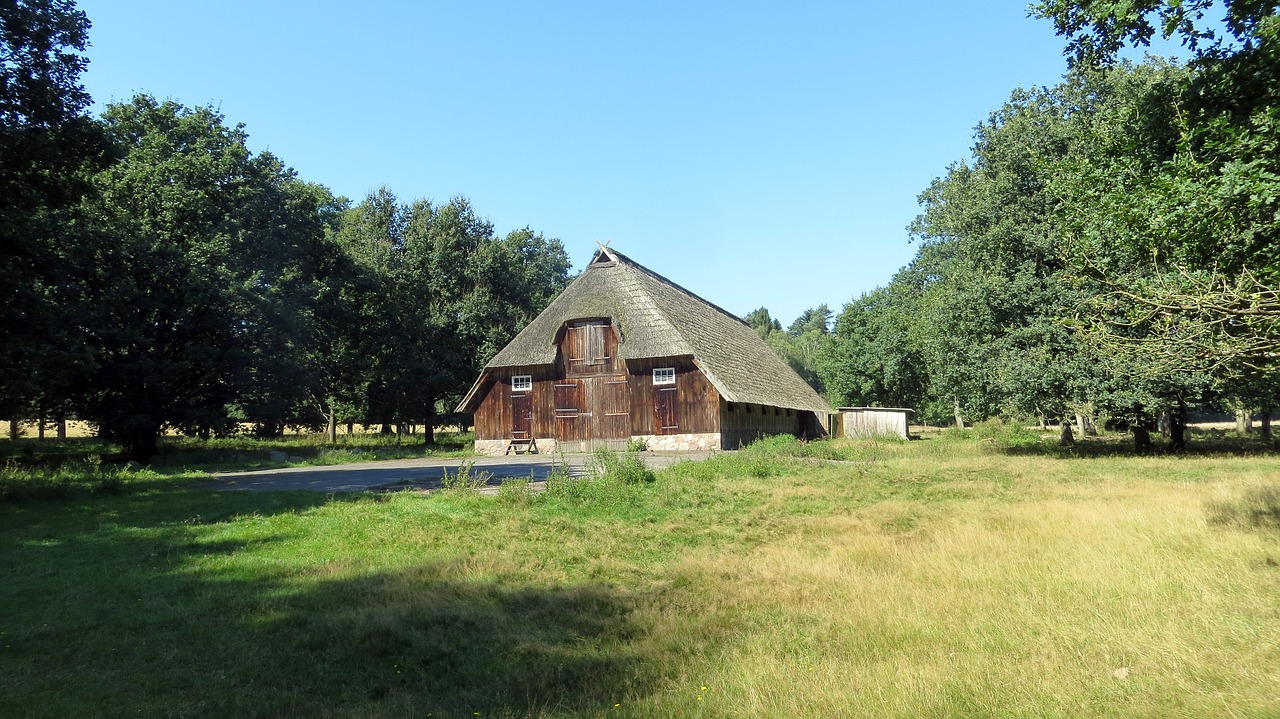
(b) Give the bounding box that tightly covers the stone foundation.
[632,432,721,452]
[474,438,557,456]
[476,434,721,454]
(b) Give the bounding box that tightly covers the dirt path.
[192,452,711,494]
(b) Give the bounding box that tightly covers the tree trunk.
[9,419,18,440]
[56,416,66,439]
[1236,407,1251,434]
[423,400,436,446]
[380,423,392,435]
[1260,410,1272,441]
[953,399,964,430]
[37,418,45,440]
[1133,425,1152,452]
[1169,400,1187,451]
[1077,411,1098,436]
[346,421,354,436]
[123,426,160,463]
[1059,422,1075,446]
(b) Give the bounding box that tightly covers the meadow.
[1,430,1277,718]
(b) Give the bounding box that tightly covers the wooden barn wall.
[626,358,719,436]
[474,332,728,444]
[841,410,909,439]
[473,366,557,440]
[551,374,631,440]
[720,400,803,449]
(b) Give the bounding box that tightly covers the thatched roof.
[457,246,832,415]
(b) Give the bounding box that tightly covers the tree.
[332,191,571,443]
[818,279,928,413]
[1033,0,1278,68]
[903,79,1093,428]
[1037,1,1280,379]
[743,307,781,338]
[788,305,832,337]
[77,96,333,459]
[0,0,111,423]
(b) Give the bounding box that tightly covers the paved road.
[194,452,710,494]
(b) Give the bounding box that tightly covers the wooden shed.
[838,407,913,440]
[456,246,833,454]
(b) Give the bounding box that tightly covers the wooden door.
[510,393,531,438]
[654,385,678,434]
[554,381,584,440]
[601,378,630,438]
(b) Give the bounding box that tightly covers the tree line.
[811,0,1280,448]
[1,1,570,459]
[7,1,1278,458]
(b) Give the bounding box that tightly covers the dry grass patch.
[614,455,1280,718]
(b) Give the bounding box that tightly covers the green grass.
[2,435,1279,717]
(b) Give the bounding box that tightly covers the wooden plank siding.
[473,356,722,441]
[473,365,558,440]
[720,400,804,449]
[625,358,719,436]
[472,356,819,450]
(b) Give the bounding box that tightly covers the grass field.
[2,431,1278,718]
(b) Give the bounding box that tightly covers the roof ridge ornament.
[593,240,618,264]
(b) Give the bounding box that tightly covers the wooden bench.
[505,438,538,455]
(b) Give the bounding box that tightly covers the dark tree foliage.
[1034,0,1278,67]
[818,279,928,413]
[743,307,782,337]
[1040,4,1280,381]
[333,191,571,444]
[76,96,333,459]
[0,0,111,421]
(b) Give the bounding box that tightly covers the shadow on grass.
[994,432,1280,459]
[0,488,665,718]
[0,432,476,477]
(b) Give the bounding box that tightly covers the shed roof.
[457,246,832,415]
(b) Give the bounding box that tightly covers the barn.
[456,246,833,454]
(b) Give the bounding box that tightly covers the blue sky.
[74,1,1177,326]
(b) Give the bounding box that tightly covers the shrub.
[495,477,536,505]
[588,448,655,485]
[542,450,654,510]
[440,462,492,492]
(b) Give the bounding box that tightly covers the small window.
[653,367,675,385]
[512,375,532,392]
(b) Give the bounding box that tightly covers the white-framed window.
[512,375,532,392]
[653,367,675,385]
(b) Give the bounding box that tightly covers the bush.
[588,448,655,485]
[439,461,492,492]
[542,450,654,510]
[495,477,536,505]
